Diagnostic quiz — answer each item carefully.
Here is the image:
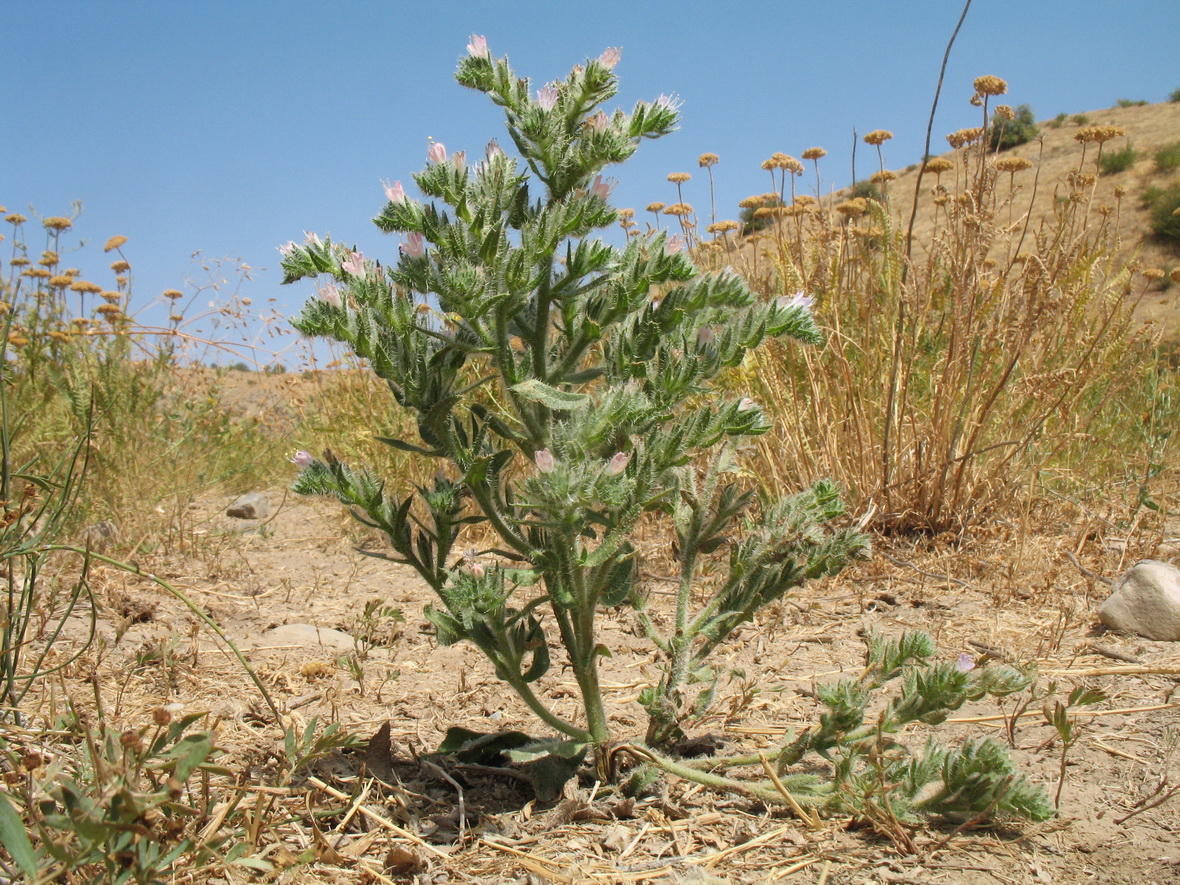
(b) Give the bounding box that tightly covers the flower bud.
[605,452,630,476]
[535,448,556,474]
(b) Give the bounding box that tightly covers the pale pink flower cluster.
[537,84,558,111]
[534,448,556,473]
[287,450,314,467]
[341,251,365,276]
[738,398,758,412]
[590,175,613,200]
[470,561,487,579]
[778,291,814,312]
[401,233,425,258]
[384,180,406,204]
[428,142,447,164]
[598,47,622,69]
[654,93,682,113]
[587,110,608,133]
[304,231,321,245]
[466,34,488,59]
[697,326,716,345]
[605,452,630,476]
[278,241,296,257]
[664,234,683,255]
[319,283,342,307]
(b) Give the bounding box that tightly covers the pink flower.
[537,84,558,111]
[466,34,488,59]
[534,448,556,474]
[778,291,814,312]
[319,283,342,307]
[738,397,757,411]
[587,110,608,133]
[341,251,365,276]
[384,179,406,204]
[485,139,505,160]
[401,232,425,258]
[598,47,622,69]
[287,450,314,467]
[697,326,716,345]
[590,175,614,200]
[470,561,486,579]
[428,142,447,164]
[451,150,467,171]
[654,93,683,113]
[277,241,296,257]
[303,231,321,245]
[956,653,976,673]
[605,452,630,476]
[664,234,683,255]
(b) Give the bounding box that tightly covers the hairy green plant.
[633,631,1053,829]
[282,42,865,770]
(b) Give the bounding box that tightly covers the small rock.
[226,492,268,520]
[81,520,119,551]
[1098,560,1180,641]
[260,623,356,650]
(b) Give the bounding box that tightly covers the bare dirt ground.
[39,475,1180,884]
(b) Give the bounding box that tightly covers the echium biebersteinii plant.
[281,40,866,768]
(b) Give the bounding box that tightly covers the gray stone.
[81,520,119,551]
[1098,559,1180,641]
[260,623,355,650]
[226,492,268,520]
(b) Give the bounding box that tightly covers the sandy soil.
[29,480,1178,884]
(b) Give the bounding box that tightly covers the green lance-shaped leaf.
[510,378,591,411]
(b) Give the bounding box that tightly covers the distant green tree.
[989,103,1039,151]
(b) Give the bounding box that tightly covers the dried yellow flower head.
[100,290,122,303]
[1142,268,1165,281]
[104,235,128,252]
[667,172,691,183]
[7,335,29,348]
[43,217,72,231]
[163,289,184,300]
[48,275,72,288]
[738,196,761,209]
[1074,125,1125,144]
[95,303,123,318]
[1114,185,1127,199]
[946,127,985,149]
[23,268,51,279]
[69,280,103,294]
[40,251,59,267]
[923,157,955,175]
[662,202,693,216]
[802,147,826,161]
[793,195,817,207]
[110,259,131,273]
[870,170,897,184]
[617,208,635,219]
[5,214,27,225]
[863,130,893,146]
[994,104,1016,121]
[753,207,775,219]
[1171,268,1180,284]
[48,331,70,343]
[759,192,780,204]
[646,202,666,213]
[9,257,28,267]
[835,198,868,216]
[973,75,1008,96]
[697,153,719,167]
[994,156,1033,173]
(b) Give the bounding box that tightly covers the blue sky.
[6,1,1178,365]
